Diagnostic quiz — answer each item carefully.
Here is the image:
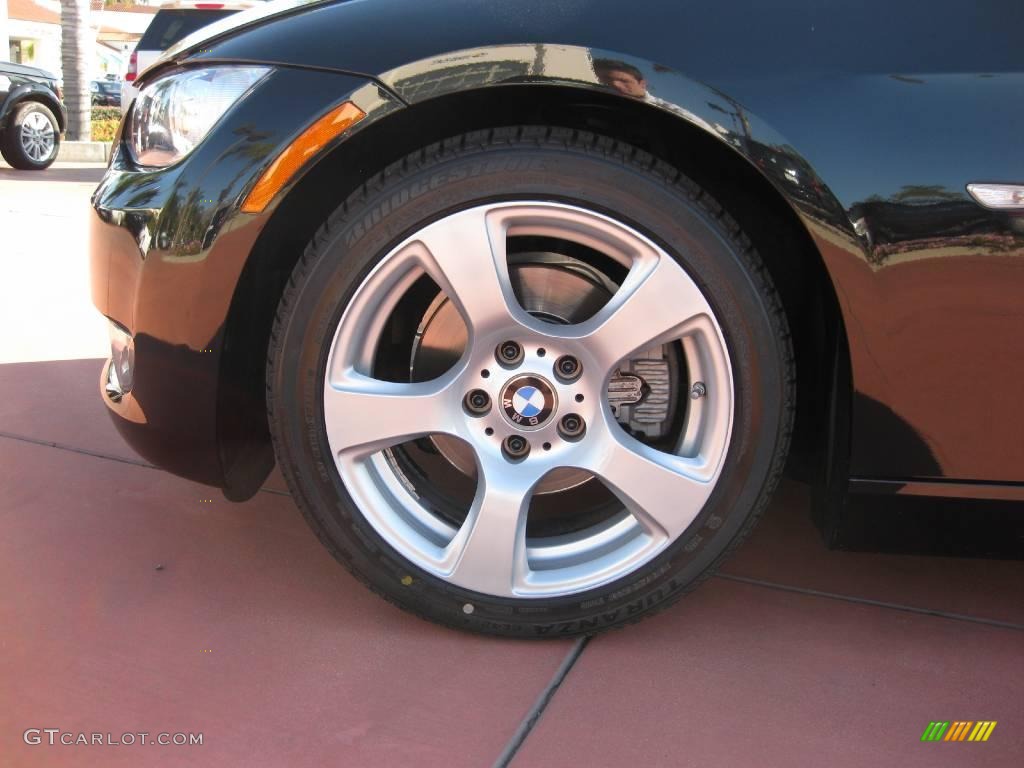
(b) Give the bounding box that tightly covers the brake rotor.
[411,254,613,494]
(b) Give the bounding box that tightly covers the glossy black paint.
[93,0,1024,503]
[0,61,66,132]
[91,67,398,494]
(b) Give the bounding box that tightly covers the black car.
[90,79,122,108]
[0,61,66,169]
[89,0,1024,636]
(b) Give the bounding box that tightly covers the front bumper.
[90,65,384,495]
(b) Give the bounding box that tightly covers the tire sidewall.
[271,136,789,636]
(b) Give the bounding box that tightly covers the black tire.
[1,101,60,170]
[268,127,794,637]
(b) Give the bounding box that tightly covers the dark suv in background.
[91,79,122,108]
[0,61,66,170]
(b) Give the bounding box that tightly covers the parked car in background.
[121,1,256,113]
[0,61,66,170]
[91,79,122,107]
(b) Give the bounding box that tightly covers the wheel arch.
[0,86,66,132]
[218,79,851,500]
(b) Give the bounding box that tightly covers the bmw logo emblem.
[500,375,556,430]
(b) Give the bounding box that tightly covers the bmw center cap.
[501,375,557,429]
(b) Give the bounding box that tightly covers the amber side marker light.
[242,101,366,213]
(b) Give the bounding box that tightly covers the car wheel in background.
[1,101,61,170]
[267,127,794,636]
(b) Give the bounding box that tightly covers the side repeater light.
[966,183,1024,211]
[242,101,366,213]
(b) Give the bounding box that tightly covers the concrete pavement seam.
[0,430,292,499]
[716,572,1024,631]
[0,430,153,468]
[493,636,590,768]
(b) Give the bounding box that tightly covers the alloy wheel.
[20,112,55,163]
[322,202,734,598]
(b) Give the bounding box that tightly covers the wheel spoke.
[444,466,533,595]
[323,371,456,455]
[582,253,712,374]
[411,207,528,335]
[589,426,713,539]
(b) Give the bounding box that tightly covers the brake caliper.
[607,348,673,440]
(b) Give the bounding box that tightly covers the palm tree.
[60,0,92,141]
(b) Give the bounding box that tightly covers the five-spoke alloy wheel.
[269,127,793,636]
[324,202,733,598]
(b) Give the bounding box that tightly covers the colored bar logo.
[921,721,997,742]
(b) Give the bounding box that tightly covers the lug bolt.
[558,413,586,440]
[554,354,582,382]
[502,434,531,460]
[496,340,524,367]
[464,389,491,415]
[690,381,707,400]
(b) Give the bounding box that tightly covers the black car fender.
[150,42,851,502]
[0,83,66,132]
[130,0,1024,503]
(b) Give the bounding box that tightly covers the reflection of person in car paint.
[593,58,648,98]
[593,57,719,137]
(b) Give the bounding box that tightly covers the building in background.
[0,0,9,63]
[5,0,156,79]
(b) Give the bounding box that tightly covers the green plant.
[91,106,121,123]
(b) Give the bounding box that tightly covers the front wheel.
[268,127,794,636]
[1,101,60,170]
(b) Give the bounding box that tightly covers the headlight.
[128,66,270,168]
